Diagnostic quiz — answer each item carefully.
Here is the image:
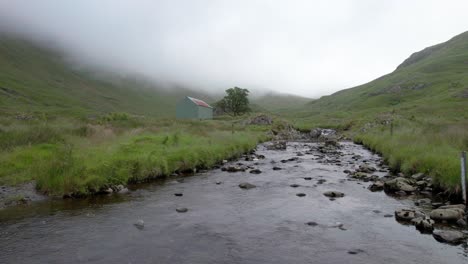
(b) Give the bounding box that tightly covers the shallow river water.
[0,142,467,264]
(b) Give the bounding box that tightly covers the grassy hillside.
[0,35,215,118]
[251,92,312,113]
[290,31,468,192]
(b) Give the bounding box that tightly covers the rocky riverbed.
[0,141,467,264]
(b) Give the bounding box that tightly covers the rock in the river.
[266,141,287,150]
[249,169,262,174]
[415,181,427,188]
[290,184,300,188]
[457,218,467,227]
[368,181,384,192]
[323,191,345,198]
[176,207,188,213]
[113,184,129,194]
[432,230,465,245]
[239,182,256,189]
[383,177,416,193]
[317,179,327,184]
[414,198,431,206]
[272,167,282,170]
[413,217,435,233]
[358,164,376,173]
[174,193,183,197]
[296,193,306,197]
[429,208,464,222]
[303,177,312,180]
[225,166,246,172]
[394,209,425,221]
[439,204,465,210]
[351,172,370,180]
[324,138,339,147]
[102,187,113,194]
[306,221,318,226]
[134,219,145,229]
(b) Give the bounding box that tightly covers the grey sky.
[1,0,468,97]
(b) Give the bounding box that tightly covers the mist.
[1,0,468,97]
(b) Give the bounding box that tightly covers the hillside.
[0,35,214,118]
[0,35,309,118]
[292,31,468,124]
[290,31,468,192]
[251,92,312,113]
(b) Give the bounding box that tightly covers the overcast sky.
[1,0,468,97]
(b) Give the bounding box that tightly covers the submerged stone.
[176,207,188,213]
[323,191,345,198]
[239,182,256,189]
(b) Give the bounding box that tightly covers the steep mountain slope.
[293,31,468,121]
[0,35,213,118]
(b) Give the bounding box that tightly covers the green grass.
[0,116,269,195]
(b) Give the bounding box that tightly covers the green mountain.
[251,92,312,113]
[0,35,309,118]
[292,31,468,124]
[0,35,214,118]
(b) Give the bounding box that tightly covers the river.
[0,142,466,263]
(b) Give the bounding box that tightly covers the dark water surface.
[0,142,466,264]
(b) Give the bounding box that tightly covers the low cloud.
[1,0,468,97]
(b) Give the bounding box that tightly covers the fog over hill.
[1,1,468,97]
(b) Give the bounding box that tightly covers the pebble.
[134,220,145,229]
[176,207,188,213]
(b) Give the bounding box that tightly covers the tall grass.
[0,116,268,195]
[355,119,468,192]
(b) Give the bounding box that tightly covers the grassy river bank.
[0,113,269,196]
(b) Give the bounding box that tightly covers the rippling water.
[0,142,466,264]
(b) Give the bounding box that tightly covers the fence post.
[461,151,467,206]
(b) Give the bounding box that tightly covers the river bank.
[0,116,271,206]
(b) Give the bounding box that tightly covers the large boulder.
[429,208,464,222]
[432,230,465,245]
[384,177,416,193]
